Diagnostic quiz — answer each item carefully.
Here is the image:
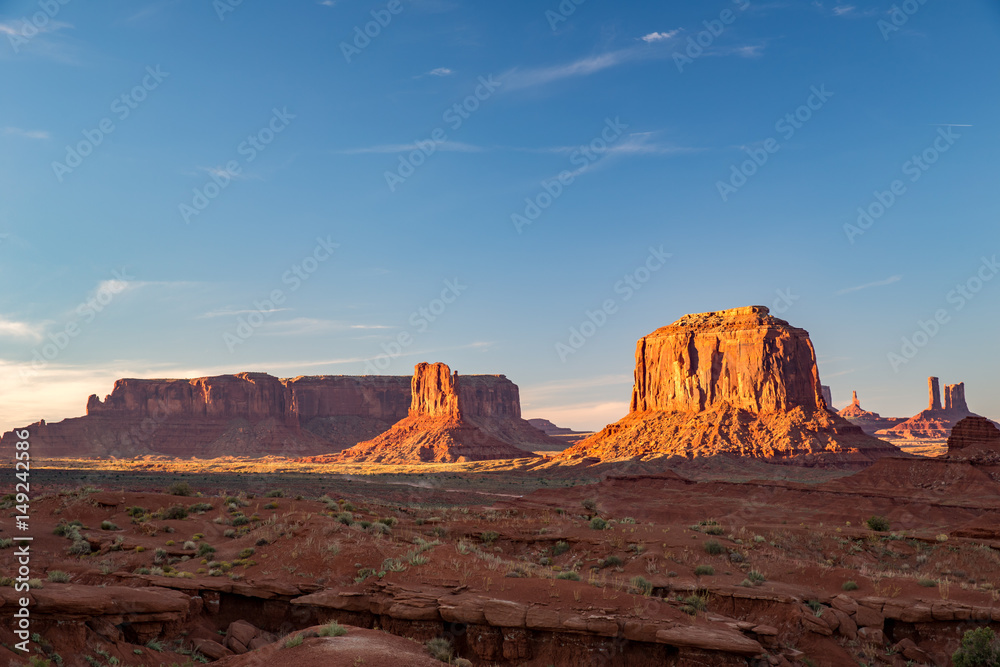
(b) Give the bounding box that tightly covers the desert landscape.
[2,307,999,667]
[4,2,997,665]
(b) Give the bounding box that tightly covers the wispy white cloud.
[335,141,484,155]
[836,274,902,295]
[833,5,855,15]
[199,165,256,181]
[199,307,292,319]
[338,135,698,159]
[502,48,642,91]
[641,30,681,43]
[3,127,50,140]
[260,318,393,336]
[503,33,762,91]
[429,67,454,77]
[0,20,76,63]
[0,316,45,341]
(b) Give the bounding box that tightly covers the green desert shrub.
[160,505,188,520]
[46,570,71,583]
[842,580,859,591]
[601,555,623,569]
[167,482,193,496]
[589,517,608,530]
[704,540,724,555]
[426,637,453,662]
[953,627,1000,667]
[681,595,707,616]
[866,515,890,532]
[694,564,715,576]
[630,575,653,595]
[556,571,580,581]
[551,541,570,556]
[318,621,347,637]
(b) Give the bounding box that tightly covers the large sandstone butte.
[0,373,412,458]
[838,391,905,436]
[339,363,554,463]
[877,376,985,440]
[561,306,899,464]
[946,416,1000,456]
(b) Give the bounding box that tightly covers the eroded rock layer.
[339,363,553,463]
[561,306,900,464]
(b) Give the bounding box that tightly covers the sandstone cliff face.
[339,363,555,463]
[630,306,826,414]
[561,306,900,465]
[1,373,412,458]
[86,373,297,424]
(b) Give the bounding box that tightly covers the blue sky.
[1,0,998,433]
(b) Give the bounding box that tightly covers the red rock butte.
[837,390,905,436]
[561,306,900,464]
[946,416,1000,458]
[877,376,983,440]
[338,362,558,463]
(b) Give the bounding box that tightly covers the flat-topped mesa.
[86,373,297,425]
[284,375,411,421]
[338,363,556,463]
[630,306,825,414]
[561,306,900,465]
[1,373,413,458]
[946,416,1000,456]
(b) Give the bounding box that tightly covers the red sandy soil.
[1,455,999,667]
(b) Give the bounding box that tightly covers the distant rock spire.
[928,377,942,411]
